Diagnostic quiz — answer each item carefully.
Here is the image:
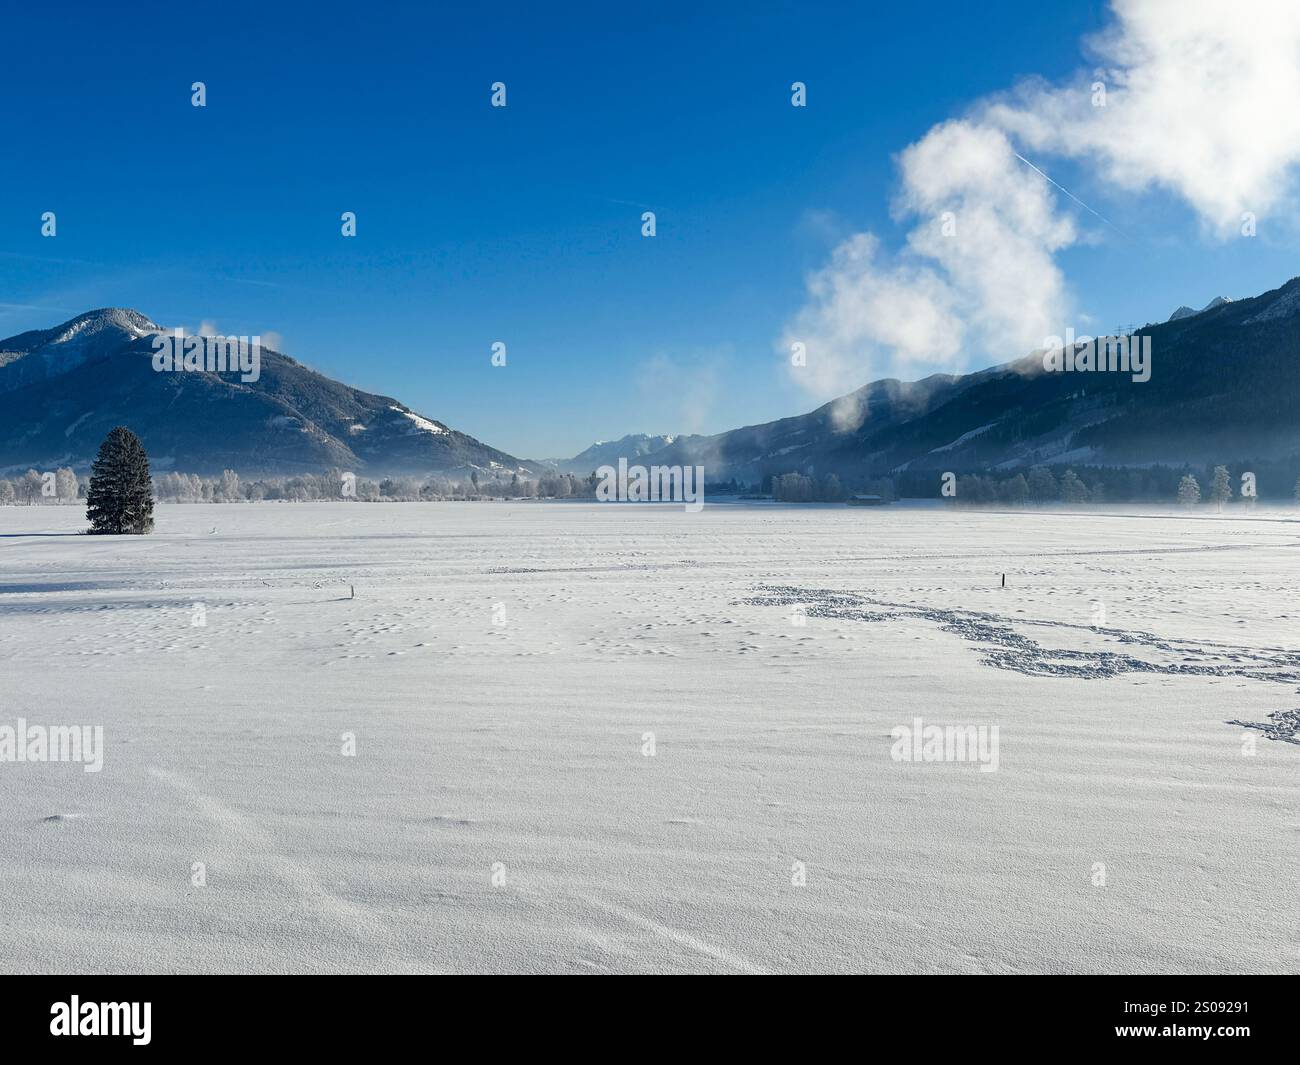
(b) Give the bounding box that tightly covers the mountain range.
[6,276,1300,484]
[1167,296,1233,322]
[0,309,538,478]
[570,279,1300,484]
[543,434,679,474]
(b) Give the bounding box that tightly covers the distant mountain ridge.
[1168,296,1233,322]
[0,309,538,478]
[10,277,1300,486]
[619,276,1300,483]
[547,433,683,474]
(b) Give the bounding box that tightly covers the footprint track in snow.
[744,584,1300,744]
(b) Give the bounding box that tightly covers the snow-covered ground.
[0,500,1296,974]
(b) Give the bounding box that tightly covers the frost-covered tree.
[775,472,817,502]
[0,479,13,504]
[1177,474,1201,507]
[87,427,154,534]
[18,469,42,504]
[1059,469,1088,503]
[54,466,78,503]
[218,469,241,502]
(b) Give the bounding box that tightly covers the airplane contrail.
[1012,151,1128,238]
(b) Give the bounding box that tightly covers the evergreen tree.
[1209,465,1231,510]
[1004,473,1030,506]
[1293,475,1300,505]
[821,472,844,502]
[1177,474,1201,507]
[1026,466,1058,504]
[87,427,154,534]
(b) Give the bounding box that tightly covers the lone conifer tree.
[87,427,154,534]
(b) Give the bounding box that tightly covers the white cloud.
[986,0,1300,234]
[783,0,1300,408]
[898,121,1076,357]
[781,233,962,403]
[783,122,1074,416]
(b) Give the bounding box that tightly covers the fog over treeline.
[5,461,1297,506]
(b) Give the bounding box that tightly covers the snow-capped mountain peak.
[1168,296,1233,322]
[0,308,536,477]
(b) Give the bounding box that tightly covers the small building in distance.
[846,494,888,507]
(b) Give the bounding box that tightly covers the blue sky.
[1,1,1296,459]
